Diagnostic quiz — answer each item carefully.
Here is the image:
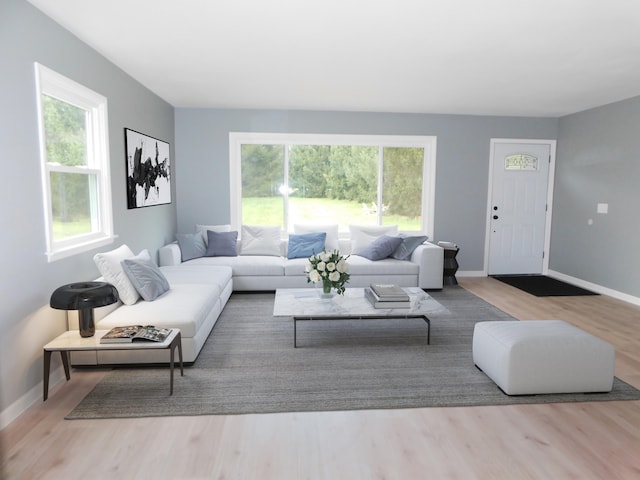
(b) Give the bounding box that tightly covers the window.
[35,63,114,261]
[230,133,436,236]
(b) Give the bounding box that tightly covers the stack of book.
[365,284,411,308]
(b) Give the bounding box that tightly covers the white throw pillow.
[349,224,398,252]
[240,225,282,256]
[93,245,140,305]
[294,224,339,252]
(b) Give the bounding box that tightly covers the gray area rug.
[67,286,640,419]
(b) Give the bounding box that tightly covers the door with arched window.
[487,140,555,275]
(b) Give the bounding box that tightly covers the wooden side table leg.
[169,332,184,395]
[60,351,71,381]
[169,342,175,396]
[177,332,184,377]
[44,350,72,401]
[43,350,52,401]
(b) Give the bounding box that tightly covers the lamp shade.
[50,282,119,337]
[50,282,119,310]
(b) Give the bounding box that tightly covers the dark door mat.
[491,275,599,297]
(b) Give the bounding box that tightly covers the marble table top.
[273,287,450,318]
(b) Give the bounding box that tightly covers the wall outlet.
[597,203,608,214]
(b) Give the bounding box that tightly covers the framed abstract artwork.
[124,128,171,209]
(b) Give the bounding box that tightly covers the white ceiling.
[27,0,640,117]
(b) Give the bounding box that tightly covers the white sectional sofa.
[158,224,444,290]
[69,247,232,366]
[69,224,443,367]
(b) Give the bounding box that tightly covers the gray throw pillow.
[392,235,429,260]
[176,232,206,261]
[356,235,403,261]
[121,257,170,301]
[205,230,238,257]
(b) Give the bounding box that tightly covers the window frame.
[35,63,115,262]
[229,132,437,237]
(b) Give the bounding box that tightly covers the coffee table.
[273,287,449,347]
[43,328,183,400]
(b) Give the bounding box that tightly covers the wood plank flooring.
[2,277,640,479]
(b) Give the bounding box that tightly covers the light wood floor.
[2,277,640,479]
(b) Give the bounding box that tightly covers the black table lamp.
[50,282,119,337]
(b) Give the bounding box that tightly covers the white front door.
[487,140,553,275]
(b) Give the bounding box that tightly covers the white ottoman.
[472,320,615,395]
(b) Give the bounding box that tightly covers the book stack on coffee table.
[365,284,411,308]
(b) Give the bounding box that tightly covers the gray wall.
[551,95,640,297]
[175,108,558,271]
[0,0,176,422]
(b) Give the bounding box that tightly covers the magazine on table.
[365,287,411,309]
[369,284,410,302]
[100,325,172,344]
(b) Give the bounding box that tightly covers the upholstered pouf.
[472,320,615,395]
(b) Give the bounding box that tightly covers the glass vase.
[321,279,333,298]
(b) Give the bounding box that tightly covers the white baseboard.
[547,270,640,306]
[0,367,66,431]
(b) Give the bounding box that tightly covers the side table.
[438,241,460,286]
[43,329,183,401]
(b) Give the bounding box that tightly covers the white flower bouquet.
[305,250,350,295]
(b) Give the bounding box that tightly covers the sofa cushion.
[349,224,398,252]
[240,225,281,256]
[356,235,403,261]
[287,232,327,259]
[184,255,286,277]
[205,230,238,257]
[176,232,206,261]
[392,235,429,260]
[284,257,311,276]
[121,255,171,301]
[160,264,232,298]
[96,284,218,338]
[346,255,419,275]
[93,244,140,305]
[294,224,339,252]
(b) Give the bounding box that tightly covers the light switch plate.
[597,203,608,214]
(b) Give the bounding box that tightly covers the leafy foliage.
[242,143,424,218]
[241,144,284,197]
[382,147,423,217]
[43,95,93,236]
[43,95,87,167]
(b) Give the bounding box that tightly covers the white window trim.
[229,132,436,237]
[35,63,115,262]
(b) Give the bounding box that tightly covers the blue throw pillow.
[287,232,327,259]
[356,235,403,261]
[176,232,206,261]
[205,230,238,257]
[392,235,429,260]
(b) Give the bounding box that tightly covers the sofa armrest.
[410,242,444,289]
[159,242,182,266]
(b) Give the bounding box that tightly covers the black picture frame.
[124,128,171,209]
